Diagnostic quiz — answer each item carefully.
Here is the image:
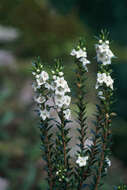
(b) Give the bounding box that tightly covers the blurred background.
[0,0,127,189]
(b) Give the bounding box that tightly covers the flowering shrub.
[31,31,117,190]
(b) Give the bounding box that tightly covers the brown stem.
[83,121,99,181]
[94,117,108,190]
[62,128,67,168]
[45,133,53,190]
[61,112,67,168]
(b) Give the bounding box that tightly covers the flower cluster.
[56,168,67,182]
[32,65,71,121]
[96,73,114,90]
[32,69,51,121]
[51,71,71,120]
[70,46,90,71]
[95,40,114,65]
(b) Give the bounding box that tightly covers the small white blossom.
[106,157,111,167]
[35,74,40,79]
[32,72,36,76]
[63,109,71,120]
[54,77,68,89]
[59,72,64,76]
[80,57,90,65]
[70,49,87,58]
[63,95,71,107]
[44,83,51,90]
[76,156,89,167]
[97,73,107,84]
[37,69,40,72]
[80,57,91,72]
[36,71,49,86]
[53,75,57,80]
[54,95,65,108]
[34,95,46,104]
[39,109,50,120]
[32,82,40,91]
[105,75,114,89]
[98,91,106,100]
[99,39,103,44]
[55,87,65,96]
[105,157,111,173]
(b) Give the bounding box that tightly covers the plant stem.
[62,122,67,168]
[94,116,108,190]
[83,125,99,180]
[45,133,54,190]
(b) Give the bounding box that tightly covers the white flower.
[63,95,71,107]
[63,109,71,120]
[83,65,88,72]
[32,72,36,76]
[70,48,87,58]
[98,91,105,100]
[105,157,111,173]
[54,77,70,93]
[95,41,114,65]
[40,71,49,81]
[95,83,99,89]
[70,49,77,56]
[59,72,64,76]
[106,157,111,167]
[105,75,114,89]
[80,57,91,71]
[50,81,55,91]
[39,109,50,120]
[32,82,40,91]
[53,75,57,80]
[35,74,40,79]
[64,83,70,93]
[54,77,67,89]
[54,95,65,108]
[76,156,89,167]
[37,69,40,72]
[36,71,49,86]
[106,40,109,44]
[96,73,114,90]
[44,83,51,90]
[84,138,93,150]
[80,57,90,65]
[34,95,46,104]
[55,87,65,96]
[97,73,107,84]
[99,39,103,44]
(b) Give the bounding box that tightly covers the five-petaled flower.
[76,156,89,167]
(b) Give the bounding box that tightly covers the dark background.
[0,0,127,189]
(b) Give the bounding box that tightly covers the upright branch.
[93,31,116,190]
[50,60,72,189]
[71,39,91,189]
[32,57,54,190]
